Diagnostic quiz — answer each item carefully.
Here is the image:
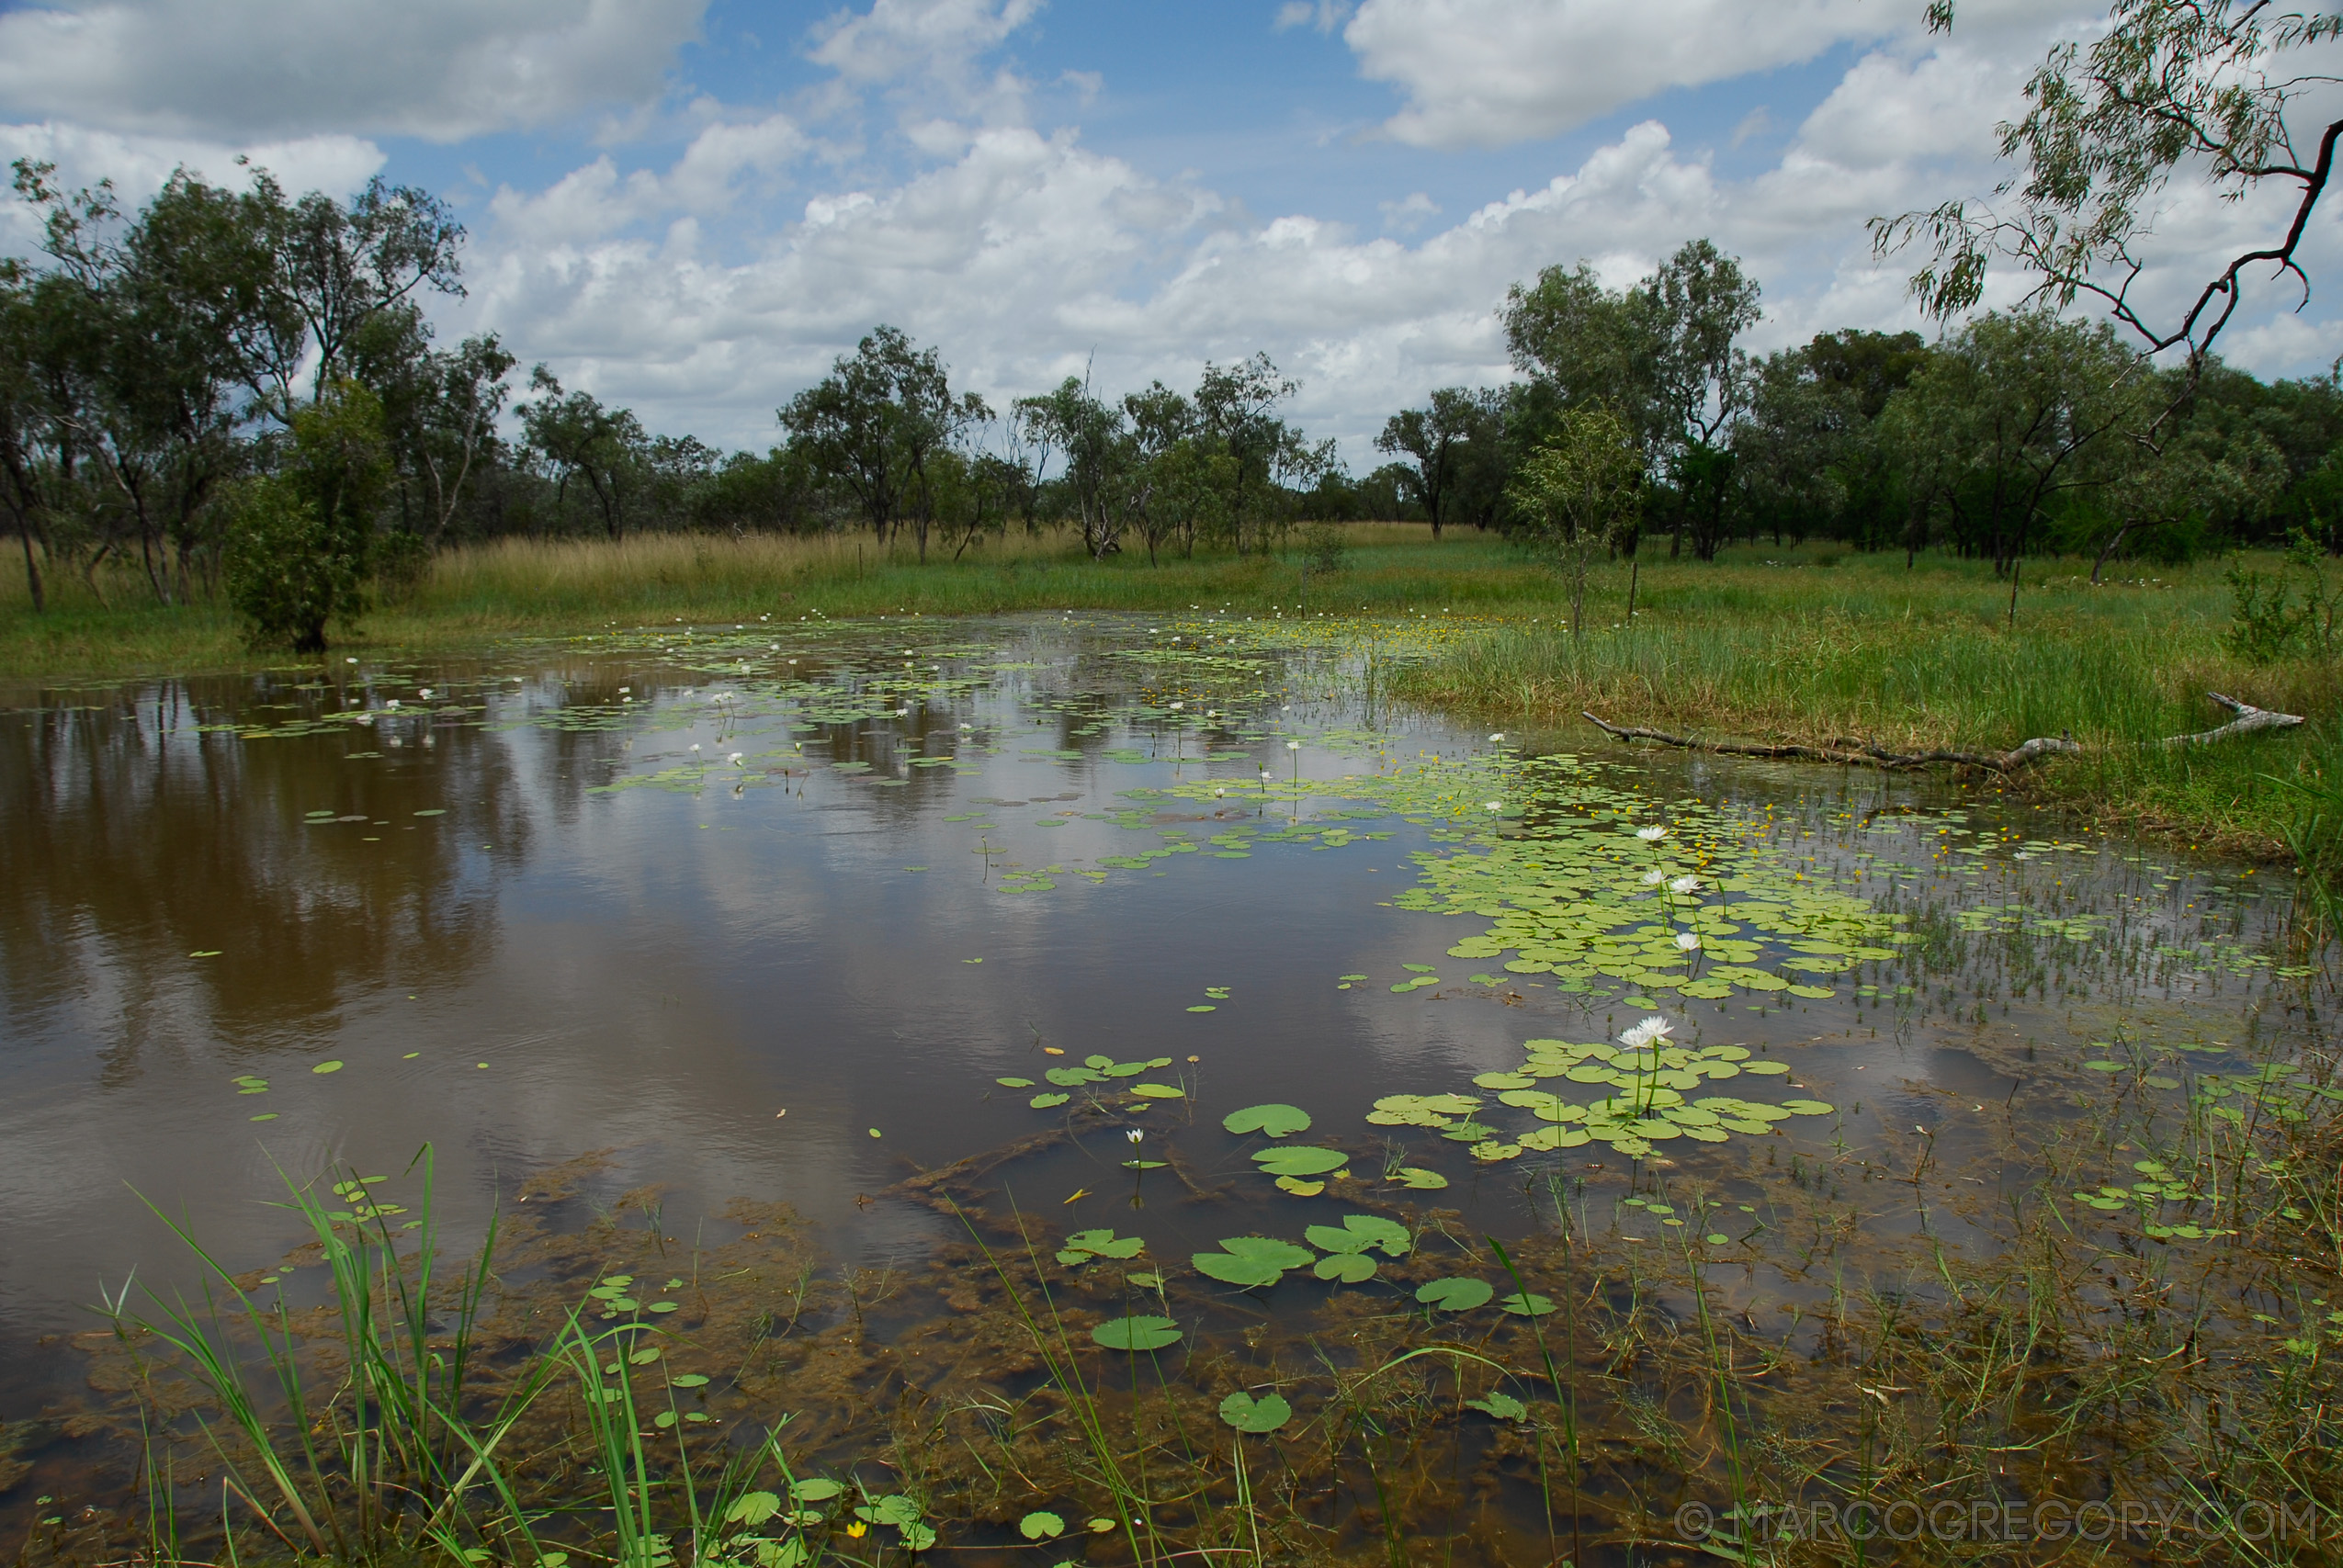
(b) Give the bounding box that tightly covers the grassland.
[4,525,2337,862]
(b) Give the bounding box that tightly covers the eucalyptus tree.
[1883,309,2146,573]
[1194,352,1311,554]
[1647,239,1762,559]
[244,170,466,414]
[1015,374,1128,558]
[346,303,514,547]
[1508,403,1644,639]
[1877,0,2343,425]
[784,325,990,562]
[1375,387,1502,540]
[520,368,648,541]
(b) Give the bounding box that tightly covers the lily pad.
[1498,1292,1556,1317]
[1019,1512,1066,1540]
[1305,1214,1412,1258]
[1312,1252,1377,1283]
[1030,1092,1071,1109]
[1466,1392,1527,1421]
[1129,1083,1185,1099]
[1092,1315,1182,1350]
[1224,1103,1312,1137]
[1218,1391,1294,1433]
[1414,1277,1494,1312]
[1194,1235,1315,1287]
[1391,1167,1448,1190]
[1252,1145,1347,1178]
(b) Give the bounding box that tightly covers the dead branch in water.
[1583,691,2303,774]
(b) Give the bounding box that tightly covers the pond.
[1,612,2335,1567]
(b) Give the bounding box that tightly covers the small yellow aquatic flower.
[845,1521,867,1539]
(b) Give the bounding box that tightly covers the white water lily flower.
[1619,1015,1675,1049]
[1126,1128,1145,1145]
[690,743,702,751]
[1675,931,1702,953]
[419,688,433,699]
[1213,787,1227,797]
[1260,770,1273,780]
[1170,702,1183,710]
[1286,740,1302,751]
[1640,869,1667,886]
[1488,733,1505,742]
[1486,801,1503,812]
[1670,874,1701,896]
[728,752,743,766]
[1636,825,1669,841]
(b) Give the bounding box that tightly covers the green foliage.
[1509,403,1643,638]
[224,380,390,652]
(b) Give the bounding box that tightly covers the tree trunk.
[17,522,43,612]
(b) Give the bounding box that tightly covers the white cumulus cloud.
[0,0,706,142]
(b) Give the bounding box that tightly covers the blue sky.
[4,0,2339,461]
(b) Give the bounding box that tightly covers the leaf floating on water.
[1030,1092,1071,1109]
[189,950,222,958]
[1391,1167,1448,1190]
[1129,1083,1184,1099]
[413,809,446,818]
[1466,1392,1527,1421]
[1092,1314,1181,1350]
[312,1061,344,1075]
[1194,1236,1313,1287]
[1273,1177,1326,1195]
[996,1077,1036,1088]
[867,1128,882,1138]
[1499,1292,1556,1317]
[1415,1277,1494,1312]
[1252,1145,1347,1178]
[1223,1104,1311,1137]
[1019,1511,1066,1540]
[1312,1252,1376,1283]
[1218,1391,1293,1433]
[1185,1005,1217,1012]
[671,1373,711,1388]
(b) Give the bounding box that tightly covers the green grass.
[0,525,1524,678]
[6,527,2338,859]
[1394,545,2343,860]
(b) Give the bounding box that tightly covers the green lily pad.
[1466,1392,1526,1420]
[1092,1315,1182,1350]
[1416,1277,1494,1311]
[1224,1103,1312,1137]
[1391,1167,1448,1190]
[1129,1083,1185,1099]
[1252,1145,1347,1177]
[1498,1292,1556,1316]
[1305,1214,1412,1257]
[1030,1092,1071,1109]
[1312,1252,1376,1283]
[1019,1511,1066,1540]
[1218,1391,1294,1433]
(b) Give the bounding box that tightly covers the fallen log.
[1584,691,2303,774]
[2160,691,2305,748]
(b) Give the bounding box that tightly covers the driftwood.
[2159,691,2305,748]
[1584,690,2303,774]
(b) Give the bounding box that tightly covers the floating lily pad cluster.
[1000,1055,1181,1109]
[1369,1031,1833,1159]
[1192,1214,1411,1287]
[1221,1103,1358,1193]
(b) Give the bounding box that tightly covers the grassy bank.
[1393,547,2343,863]
[4,527,2338,863]
[0,525,1527,678]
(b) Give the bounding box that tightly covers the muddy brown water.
[0,613,2321,1562]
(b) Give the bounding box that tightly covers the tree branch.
[1582,690,2303,773]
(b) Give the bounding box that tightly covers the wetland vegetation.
[11,4,2343,1561]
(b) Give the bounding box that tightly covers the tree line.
[6,162,2342,647]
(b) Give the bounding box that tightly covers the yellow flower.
[845,1522,867,1539]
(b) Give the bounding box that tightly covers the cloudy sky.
[3,0,2339,463]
